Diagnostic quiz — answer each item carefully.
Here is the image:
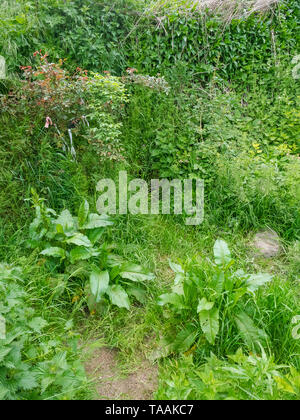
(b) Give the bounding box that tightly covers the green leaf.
[211,272,225,295]
[83,213,114,229]
[28,317,48,333]
[127,286,147,304]
[78,200,89,227]
[246,273,273,292]
[56,224,64,234]
[0,384,8,400]
[69,247,99,264]
[65,233,92,247]
[213,239,231,266]
[40,247,66,259]
[172,328,198,353]
[90,270,110,303]
[107,285,130,310]
[87,228,104,244]
[199,307,219,345]
[41,376,55,394]
[169,261,184,273]
[0,347,11,362]
[197,297,215,313]
[235,311,269,351]
[158,293,185,309]
[119,263,155,282]
[17,371,38,390]
[15,14,26,24]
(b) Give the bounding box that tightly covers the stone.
[253,230,282,258]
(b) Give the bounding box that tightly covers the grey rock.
[253,230,282,258]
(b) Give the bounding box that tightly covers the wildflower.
[126,67,137,75]
[44,116,53,128]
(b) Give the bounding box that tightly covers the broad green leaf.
[119,271,155,282]
[246,273,273,292]
[78,199,89,227]
[199,307,219,345]
[56,224,64,234]
[172,279,184,295]
[107,254,125,267]
[235,311,269,351]
[83,213,114,229]
[213,239,231,266]
[107,285,130,310]
[172,328,198,353]
[197,297,215,313]
[232,287,248,306]
[119,263,155,282]
[0,384,8,400]
[41,376,55,394]
[158,293,185,309]
[87,228,104,244]
[28,317,48,333]
[65,233,92,247]
[149,344,174,361]
[0,347,11,362]
[169,261,184,273]
[172,270,185,295]
[17,371,38,390]
[40,247,66,259]
[69,247,99,264]
[127,286,147,304]
[90,270,110,302]
[275,376,296,395]
[211,272,225,295]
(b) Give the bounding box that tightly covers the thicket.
[0,0,299,400]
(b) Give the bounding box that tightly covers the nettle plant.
[28,191,154,312]
[85,72,129,161]
[0,263,87,400]
[157,349,300,400]
[157,240,273,356]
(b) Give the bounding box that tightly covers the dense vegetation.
[0,0,299,400]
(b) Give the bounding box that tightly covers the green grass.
[0,0,299,401]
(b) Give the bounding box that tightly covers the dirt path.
[85,347,158,400]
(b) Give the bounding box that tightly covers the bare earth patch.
[85,347,158,400]
[252,229,282,258]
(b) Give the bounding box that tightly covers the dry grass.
[147,0,280,19]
